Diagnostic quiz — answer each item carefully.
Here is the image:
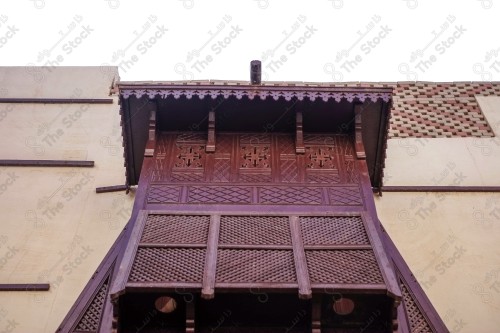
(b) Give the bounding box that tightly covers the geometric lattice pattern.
[306,172,341,184]
[170,172,204,182]
[259,186,323,204]
[345,160,358,183]
[401,282,433,333]
[147,185,181,203]
[148,184,364,206]
[129,248,206,283]
[389,82,499,138]
[213,159,231,182]
[329,186,363,206]
[219,216,291,245]
[280,159,299,183]
[124,212,389,292]
[140,214,209,244]
[300,216,369,245]
[239,172,272,183]
[306,250,384,284]
[216,249,296,283]
[187,186,252,203]
[73,277,109,332]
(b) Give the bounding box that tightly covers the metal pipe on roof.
[250,60,261,85]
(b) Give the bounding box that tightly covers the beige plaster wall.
[0,66,117,99]
[0,67,134,333]
[377,96,500,332]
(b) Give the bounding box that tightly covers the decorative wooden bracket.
[354,104,366,160]
[206,109,216,153]
[144,108,156,157]
[295,110,305,154]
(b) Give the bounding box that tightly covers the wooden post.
[354,104,366,160]
[289,216,312,299]
[144,108,157,157]
[312,294,322,333]
[295,110,305,154]
[206,109,216,152]
[186,300,195,333]
[201,215,220,299]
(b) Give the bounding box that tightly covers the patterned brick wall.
[389,82,500,138]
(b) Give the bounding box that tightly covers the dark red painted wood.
[0,160,94,167]
[0,284,50,291]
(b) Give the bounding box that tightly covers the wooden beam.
[110,211,149,297]
[289,216,312,299]
[201,215,220,299]
[117,82,393,95]
[0,98,113,104]
[206,109,216,153]
[295,110,305,154]
[303,244,372,250]
[95,185,129,193]
[381,185,500,193]
[218,244,292,250]
[0,284,50,291]
[0,160,94,167]
[139,243,207,249]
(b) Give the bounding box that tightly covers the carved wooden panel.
[329,186,363,206]
[147,184,363,206]
[148,132,362,207]
[212,158,231,182]
[240,146,270,168]
[147,185,181,203]
[258,186,324,205]
[187,186,252,204]
[173,145,205,169]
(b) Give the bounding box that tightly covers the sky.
[0,0,499,82]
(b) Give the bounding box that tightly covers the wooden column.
[201,214,220,299]
[295,110,305,154]
[312,295,322,333]
[289,216,311,299]
[144,108,157,157]
[186,300,195,333]
[206,109,216,152]
[353,104,366,160]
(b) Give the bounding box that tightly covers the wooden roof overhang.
[117,82,393,192]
